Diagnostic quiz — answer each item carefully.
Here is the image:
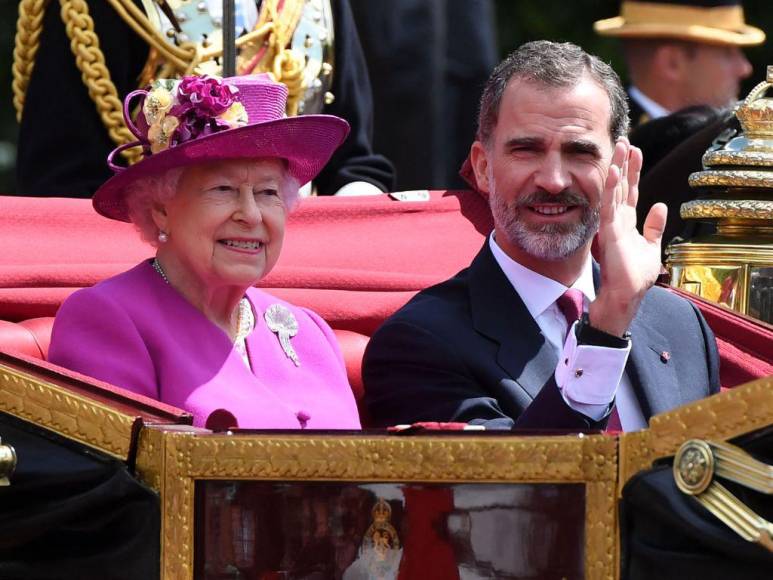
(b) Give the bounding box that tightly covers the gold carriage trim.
[680,198,773,220]
[0,436,17,486]
[688,170,773,190]
[619,377,773,489]
[0,363,137,459]
[703,149,773,168]
[141,431,619,579]
[674,439,773,552]
[667,242,773,264]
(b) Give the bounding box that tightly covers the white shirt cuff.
[555,320,631,415]
[334,181,384,196]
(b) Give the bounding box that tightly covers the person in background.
[628,104,726,255]
[363,41,720,431]
[15,0,393,198]
[49,74,361,430]
[629,105,723,177]
[350,0,497,190]
[594,0,763,126]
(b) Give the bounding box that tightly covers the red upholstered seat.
[332,329,371,420]
[0,191,494,424]
[0,193,770,427]
[664,287,773,387]
[0,319,46,359]
[18,317,53,358]
[0,316,371,409]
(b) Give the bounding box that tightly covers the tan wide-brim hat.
[594,1,765,47]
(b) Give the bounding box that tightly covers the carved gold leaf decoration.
[586,481,618,580]
[156,432,618,579]
[162,431,194,580]
[620,377,773,488]
[703,149,773,168]
[680,198,773,220]
[688,170,773,190]
[170,435,614,482]
[0,365,136,459]
[135,426,165,491]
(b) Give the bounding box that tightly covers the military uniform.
[15,0,394,197]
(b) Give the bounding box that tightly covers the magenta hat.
[93,74,349,221]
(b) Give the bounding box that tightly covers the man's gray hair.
[477,40,629,144]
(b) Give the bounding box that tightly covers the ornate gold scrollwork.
[0,436,17,486]
[670,65,773,321]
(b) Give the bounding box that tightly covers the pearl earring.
[158,231,169,243]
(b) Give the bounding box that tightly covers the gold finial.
[734,69,773,138]
[0,437,16,486]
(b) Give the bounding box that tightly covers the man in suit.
[362,40,720,431]
[594,0,764,126]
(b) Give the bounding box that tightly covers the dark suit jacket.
[362,242,720,430]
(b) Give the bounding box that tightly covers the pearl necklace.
[152,258,251,340]
[151,258,170,284]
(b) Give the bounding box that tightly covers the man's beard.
[489,187,600,261]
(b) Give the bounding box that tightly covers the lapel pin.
[660,351,671,363]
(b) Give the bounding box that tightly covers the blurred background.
[1,0,772,194]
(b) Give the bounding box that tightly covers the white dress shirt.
[489,234,647,431]
[628,86,670,120]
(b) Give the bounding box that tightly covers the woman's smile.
[218,238,265,253]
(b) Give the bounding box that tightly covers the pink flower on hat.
[177,75,238,118]
[140,76,248,154]
[99,73,350,221]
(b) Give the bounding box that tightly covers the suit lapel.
[626,314,683,418]
[467,242,556,401]
[593,262,683,419]
[465,244,683,417]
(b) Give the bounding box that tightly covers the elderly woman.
[49,74,361,430]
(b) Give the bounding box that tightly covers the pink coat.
[49,261,361,429]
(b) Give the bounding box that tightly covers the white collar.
[628,86,670,120]
[488,233,595,319]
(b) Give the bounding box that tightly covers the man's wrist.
[576,313,631,347]
[588,295,638,338]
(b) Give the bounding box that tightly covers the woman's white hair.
[124,162,301,246]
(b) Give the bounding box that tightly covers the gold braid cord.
[136,0,306,116]
[13,0,309,166]
[106,0,199,75]
[59,0,141,162]
[240,0,306,115]
[267,0,305,116]
[12,0,51,122]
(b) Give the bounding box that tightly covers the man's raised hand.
[588,138,668,337]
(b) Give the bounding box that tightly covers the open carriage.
[0,190,771,579]
[4,0,773,576]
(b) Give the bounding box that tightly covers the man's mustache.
[515,190,590,208]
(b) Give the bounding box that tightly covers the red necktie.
[606,406,623,432]
[556,289,584,326]
[556,289,623,432]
